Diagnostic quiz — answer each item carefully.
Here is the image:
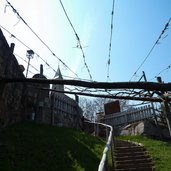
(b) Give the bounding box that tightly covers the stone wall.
[25,72,51,124]
[119,120,170,139]
[0,29,25,128]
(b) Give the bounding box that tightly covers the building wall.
[25,73,51,124]
[0,29,25,128]
[51,92,82,128]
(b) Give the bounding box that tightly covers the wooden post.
[163,99,171,136]
[157,76,171,136]
[142,71,159,125]
[0,83,5,99]
[96,124,99,137]
[143,72,162,138]
[51,94,55,125]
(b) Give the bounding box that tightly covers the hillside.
[0,122,106,171]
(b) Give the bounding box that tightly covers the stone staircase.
[114,140,155,171]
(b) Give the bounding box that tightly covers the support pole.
[26,57,31,78]
[157,76,171,136]
[96,124,99,137]
[142,71,159,125]
[26,50,34,78]
[163,99,171,136]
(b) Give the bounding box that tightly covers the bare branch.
[40,88,163,102]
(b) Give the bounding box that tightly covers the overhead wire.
[0,25,30,50]
[14,54,36,76]
[27,70,36,76]
[5,0,79,79]
[0,25,93,82]
[62,75,92,82]
[0,25,57,75]
[150,65,171,81]
[59,0,93,81]
[107,0,115,81]
[14,53,50,79]
[14,53,39,73]
[155,65,171,78]
[130,17,171,81]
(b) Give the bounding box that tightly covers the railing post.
[163,99,171,137]
[97,124,99,137]
[105,127,109,171]
[94,122,96,136]
[111,130,115,171]
[106,127,108,141]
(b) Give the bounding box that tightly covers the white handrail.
[85,121,114,171]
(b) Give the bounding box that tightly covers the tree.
[79,97,97,121]
[79,97,132,121]
[94,98,132,112]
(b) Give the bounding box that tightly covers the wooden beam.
[40,88,162,102]
[1,78,171,91]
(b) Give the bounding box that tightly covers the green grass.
[0,122,107,171]
[117,135,171,171]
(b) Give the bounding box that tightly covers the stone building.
[26,65,82,128]
[25,65,82,128]
[26,64,51,124]
[0,29,25,128]
[0,28,82,129]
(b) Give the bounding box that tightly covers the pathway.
[114,140,155,171]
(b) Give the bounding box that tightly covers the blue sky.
[0,0,171,83]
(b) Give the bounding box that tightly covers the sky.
[0,0,171,83]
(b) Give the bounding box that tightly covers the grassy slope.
[118,135,171,171]
[0,122,106,171]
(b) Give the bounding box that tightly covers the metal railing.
[85,121,115,171]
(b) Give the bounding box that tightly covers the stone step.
[115,146,145,152]
[115,140,138,147]
[115,167,155,171]
[116,158,152,164]
[116,162,154,170]
[115,141,137,147]
[115,151,147,157]
[115,145,143,149]
[115,154,151,161]
[114,140,155,170]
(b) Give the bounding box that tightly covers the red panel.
[104,100,120,115]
